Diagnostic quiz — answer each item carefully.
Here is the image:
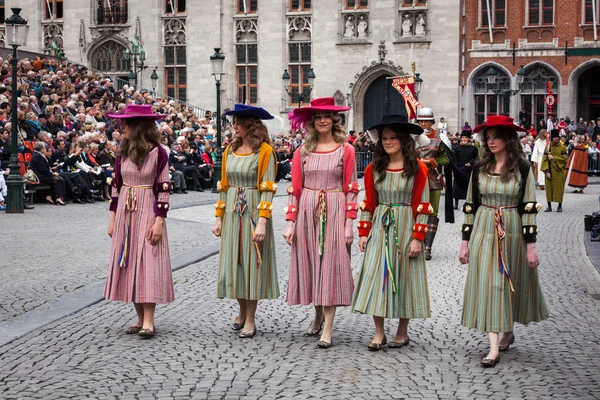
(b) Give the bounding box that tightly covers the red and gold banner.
[391,76,423,120]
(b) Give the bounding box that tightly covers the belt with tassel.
[305,187,343,257]
[232,186,262,267]
[118,184,153,268]
[380,202,411,293]
[481,204,517,293]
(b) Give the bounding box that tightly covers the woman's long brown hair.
[478,127,527,182]
[372,127,418,184]
[117,118,162,169]
[230,116,270,153]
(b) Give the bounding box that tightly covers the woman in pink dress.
[104,104,175,339]
[283,97,358,348]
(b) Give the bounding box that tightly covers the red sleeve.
[364,163,377,215]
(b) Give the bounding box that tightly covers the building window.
[584,0,600,24]
[165,0,185,14]
[165,46,186,102]
[288,42,311,105]
[290,0,311,11]
[519,66,558,127]
[473,67,510,125]
[96,0,128,25]
[402,0,427,6]
[92,41,129,72]
[237,0,257,13]
[528,0,553,25]
[0,0,5,24]
[346,0,368,9]
[236,44,258,104]
[43,0,63,20]
[481,0,506,27]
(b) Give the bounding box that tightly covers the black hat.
[550,129,560,139]
[460,130,472,138]
[366,114,423,141]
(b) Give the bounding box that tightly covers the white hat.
[417,107,435,121]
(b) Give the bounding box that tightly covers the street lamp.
[210,47,225,193]
[127,71,136,87]
[282,68,316,107]
[150,69,159,96]
[5,8,29,214]
[414,72,423,99]
[123,38,147,87]
[516,65,526,85]
[486,67,498,84]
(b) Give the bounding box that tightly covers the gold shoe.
[317,340,333,349]
[138,328,155,338]
[306,320,324,336]
[498,333,515,352]
[126,325,142,334]
[367,336,387,351]
[388,336,410,348]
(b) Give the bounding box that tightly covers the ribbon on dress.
[233,187,262,267]
[307,188,344,257]
[380,203,410,293]
[118,185,153,268]
[483,204,516,293]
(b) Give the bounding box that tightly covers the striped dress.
[287,146,357,306]
[462,170,548,332]
[216,151,279,300]
[104,148,175,304]
[352,169,431,319]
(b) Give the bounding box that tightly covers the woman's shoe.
[138,328,155,338]
[480,355,500,368]
[306,320,324,336]
[45,198,55,205]
[56,200,66,206]
[239,328,257,339]
[126,325,142,334]
[367,336,387,351]
[498,333,515,352]
[317,340,333,349]
[232,320,246,331]
[388,337,410,348]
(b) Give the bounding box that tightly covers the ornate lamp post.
[150,69,159,97]
[5,8,29,214]
[124,38,146,87]
[282,68,316,107]
[210,47,225,193]
[414,72,423,100]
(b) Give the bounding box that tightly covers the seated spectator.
[29,141,67,205]
[169,143,204,192]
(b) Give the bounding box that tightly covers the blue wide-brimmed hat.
[224,104,274,120]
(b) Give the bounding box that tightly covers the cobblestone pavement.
[1,184,600,399]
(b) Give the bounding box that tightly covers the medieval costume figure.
[530,129,549,189]
[416,107,451,260]
[212,104,279,339]
[459,115,548,367]
[565,135,588,194]
[541,129,567,212]
[453,131,479,210]
[105,104,174,339]
[284,97,357,349]
[352,114,431,351]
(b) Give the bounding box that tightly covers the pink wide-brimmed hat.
[288,97,351,132]
[107,104,167,120]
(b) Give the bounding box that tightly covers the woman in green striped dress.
[351,114,432,351]
[459,115,548,367]
[212,104,279,339]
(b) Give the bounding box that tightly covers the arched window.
[520,65,558,128]
[91,41,129,73]
[473,66,510,125]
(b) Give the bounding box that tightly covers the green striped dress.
[216,151,279,300]
[351,169,431,319]
[462,169,548,332]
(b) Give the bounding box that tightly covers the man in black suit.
[169,143,204,192]
[0,128,9,162]
[29,142,66,205]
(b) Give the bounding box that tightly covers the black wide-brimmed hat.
[460,130,472,138]
[366,114,424,142]
[550,129,560,139]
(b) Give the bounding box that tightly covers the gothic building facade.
[3,0,460,131]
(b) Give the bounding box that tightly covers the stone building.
[461,0,600,128]
[2,0,460,131]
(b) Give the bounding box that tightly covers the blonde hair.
[301,112,347,156]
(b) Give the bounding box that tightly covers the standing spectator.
[546,115,554,132]
[576,117,586,136]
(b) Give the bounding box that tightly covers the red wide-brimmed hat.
[473,115,527,133]
[288,97,351,132]
[107,104,167,120]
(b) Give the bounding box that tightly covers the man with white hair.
[29,96,42,115]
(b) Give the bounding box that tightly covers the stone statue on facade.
[402,14,413,37]
[357,15,368,39]
[344,16,355,38]
[415,14,426,36]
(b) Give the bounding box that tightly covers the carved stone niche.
[163,18,187,46]
[342,13,369,41]
[288,16,312,41]
[236,18,258,42]
[396,10,428,41]
[43,23,64,49]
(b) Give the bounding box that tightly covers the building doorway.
[577,66,600,121]
[363,75,406,131]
